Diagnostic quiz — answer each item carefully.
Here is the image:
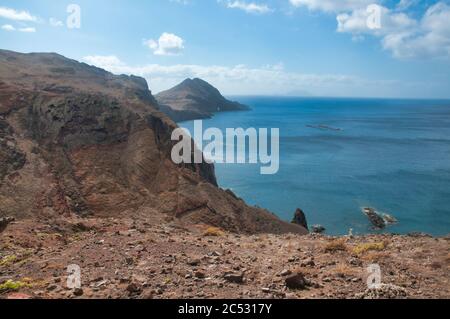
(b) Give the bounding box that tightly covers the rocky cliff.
[0,49,306,235]
[156,78,249,122]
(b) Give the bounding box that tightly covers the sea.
[180,97,450,236]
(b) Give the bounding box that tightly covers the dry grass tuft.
[203,227,225,237]
[323,239,348,253]
[333,264,357,277]
[361,251,390,263]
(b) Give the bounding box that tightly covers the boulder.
[285,272,309,290]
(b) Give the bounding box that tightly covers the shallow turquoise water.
[181,97,450,236]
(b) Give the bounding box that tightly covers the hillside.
[0,49,305,235]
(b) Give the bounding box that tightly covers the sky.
[0,0,450,98]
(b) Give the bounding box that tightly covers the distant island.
[156,78,250,122]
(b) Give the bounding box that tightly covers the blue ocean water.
[181,97,450,236]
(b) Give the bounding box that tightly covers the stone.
[73,288,84,297]
[126,283,142,295]
[187,259,201,266]
[195,271,206,279]
[280,269,292,276]
[285,273,308,290]
[311,225,326,234]
[223,273,244,284]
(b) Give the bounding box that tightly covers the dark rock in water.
[292,208,308,231]
[363,208,385,229]
[311,225,326,234]
[0,216,15,232]
[382,214,398,224]
[285,273,309,290]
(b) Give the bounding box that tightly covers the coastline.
[180,97,450,237]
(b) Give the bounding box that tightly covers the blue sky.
[1,0,450,98]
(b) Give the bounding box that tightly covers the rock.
[348,257,363,267]
[311,225,326,234]
[285,273,308,290]
[126,283,142,295]
[292,208,309,230]
[0,216,15,232]
[301,259,315,267]
[362,208,386,229]
[125,257,134,265]
[195,271,206,279]
[187,259,201,266]
[47,284,59,291]
[280,269,292,277]
[223,273,244,284]
[73,288,84,297]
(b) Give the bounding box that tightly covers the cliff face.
[156,78,249,122]
[0,50,306,235]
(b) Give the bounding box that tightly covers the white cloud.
[0,6,37,21]
[18,27,36,33]
[49,18,64,27]
[144,32,185,56]
[83,55,124,67]
[1,24,36,33]
[1,24,15,31]
[225,1,272,14]
[81,54,374,96]
[293,0,450,60]
[169,0,190,4]
[81,54,448,97]
[289,0,375,13]
[382,2,450,59]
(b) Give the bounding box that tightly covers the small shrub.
[353,242,386,255]
[203,227,224,237]
[0,279,31,292]
[0,255,17,267]
[323,239,347,253]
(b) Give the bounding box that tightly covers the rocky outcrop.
[156,78,249,122]
[0,49,306,235]
[292,208,309,231]
[363,208,386,229]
